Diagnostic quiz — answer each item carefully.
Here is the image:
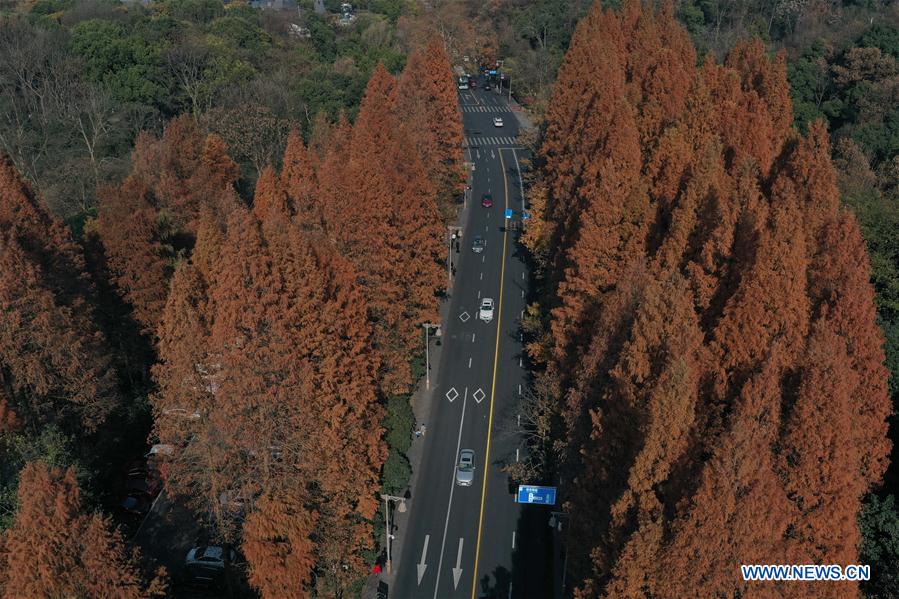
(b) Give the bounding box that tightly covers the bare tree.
[167,40,213,119]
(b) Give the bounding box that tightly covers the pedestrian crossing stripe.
[460,105,512,113]
[463,136,519,147]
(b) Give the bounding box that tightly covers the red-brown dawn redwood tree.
[332,63,444,393]
[395,36,465,209]
[533,2,892,596]
[154,196,385,594]
[280,129,321,231]
[242,493,318,599]
[94,117,239,333]
[1,462,166,598]
[0,156,120,431]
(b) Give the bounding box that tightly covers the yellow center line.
[470,149,510,598]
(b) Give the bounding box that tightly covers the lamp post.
[381,494,406,575]
[448,229,457,288]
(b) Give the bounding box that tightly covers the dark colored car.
[481,193,493,208]
[484,83,492,91]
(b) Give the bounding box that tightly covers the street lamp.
[422,322,440,390]
[380,494,406,575]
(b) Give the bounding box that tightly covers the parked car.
[484,83,492,91]
[455,449,475,486]
[184,546,238,591]
[186,546,237,571]
[479,298,495,323]
[481,193,493,208]
[144,444,174,459]
[493,117,504,127]
[471,235,485,253]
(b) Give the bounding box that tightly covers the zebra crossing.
[461,105,511,113]
[464,135,520,147]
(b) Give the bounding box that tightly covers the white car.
[493,117,504,127]
[186,546,237,571]
[479,298,495,322]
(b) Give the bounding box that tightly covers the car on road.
[457,77,469,90]
[456,449,475,486]
[484,83,491,91]
[493,117,504,127]
[471,235,485,253]
[481,193,493,208]
[479,298,495,323]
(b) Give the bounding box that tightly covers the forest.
[0,0,897,597]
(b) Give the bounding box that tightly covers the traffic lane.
[393,342,499,597]
[476,292,531,598]
[472,148,535,596]
[417,248,505,596]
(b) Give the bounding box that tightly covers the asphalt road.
[392,84,550,599]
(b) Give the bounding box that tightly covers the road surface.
[391,83,551,599]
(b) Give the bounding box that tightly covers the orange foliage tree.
[530,1,892,595]
[94,116,239,334]
[154,187,385,595]
[318,64,445,393]
[0,461,166,598]
[0,156,120,431]
[395,36,465,210]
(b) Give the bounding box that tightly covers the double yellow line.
[469,148,511,598]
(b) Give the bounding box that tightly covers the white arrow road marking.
[433,388,468,599]
[452,538,465,590]
[417,535,430,585]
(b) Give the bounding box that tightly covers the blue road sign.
[504,208,513,219]
[517,485,557,505]
[489,69,497,75]
[522,211,531,220]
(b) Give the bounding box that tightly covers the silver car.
[456,449,475,486]
[471,235,485,253]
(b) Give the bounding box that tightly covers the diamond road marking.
[446,387,459,402]
[459,311,470,322]
[473,388,486,404]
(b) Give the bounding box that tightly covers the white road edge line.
[433,388,468,599]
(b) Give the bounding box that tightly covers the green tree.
[859,494,899,598]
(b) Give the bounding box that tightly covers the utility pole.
[381,494,406,574]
